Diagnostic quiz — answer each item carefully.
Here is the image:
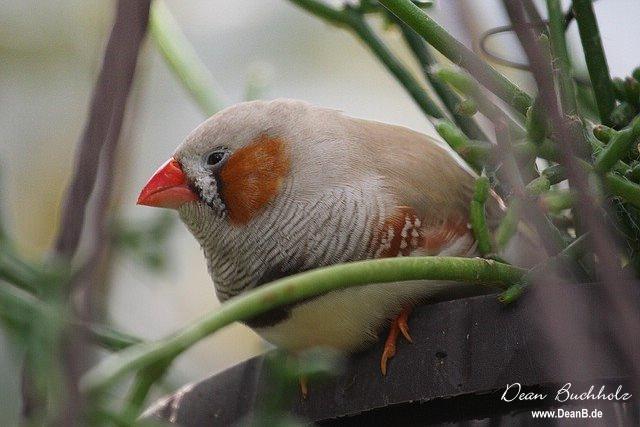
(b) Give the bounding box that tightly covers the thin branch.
[150,0,226,116]
[378,0,532,115]
[546,0,578,115]
[572,0,615,125]
[470,176,494,255]
[287,0,348,24]
[397,21,489,140]
[345,9,445,119]
[53,1,151,260]
[287,0,447,120]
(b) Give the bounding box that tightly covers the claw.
[380,306,413,375]
[299,376,308,399]
[398,307,413,343]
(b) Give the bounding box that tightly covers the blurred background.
[1,0,638,423]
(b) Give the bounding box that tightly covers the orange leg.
[380,306,413,376]
[299,376,308,399]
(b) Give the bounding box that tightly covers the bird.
[137,99,510,387]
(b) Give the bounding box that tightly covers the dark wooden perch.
[145,285,639,425]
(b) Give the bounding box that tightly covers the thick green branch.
[0,245,42,293]
[150,0,225,116]
[81,257,525,394]
[594,117,640,173]
[378,0,532,114]
[572,0,615,124]
[546,0,577,115]
[435,121,490,172]
[470,176,493,255]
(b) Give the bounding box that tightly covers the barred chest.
[188,186,391,302]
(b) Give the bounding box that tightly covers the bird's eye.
[206,151,226,166]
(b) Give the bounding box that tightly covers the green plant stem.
[546,0,578,115]
[606,174,640,208]
[0,245,42,293]
[469,177,493,255]
[434,68,525,135]
[540,190,575,212]
[594,117,640,173]
[435,121,489,171]
[346,10,445,119]
[526,176,551,195]
[500,233,588,304]
[0,270,141,352]
[541,164,566,184]
[150,0,225,116]
[378,0,532,114]
[287,0,446,120]
[82,323,142,352]
[397,23,488,140]
[526,98,549,144]
[81,256,525,394]
[495,200,520,250]
[0,280,47,328]
[121,359,171,420]
[287,0,348,23]
[572,0,615,125]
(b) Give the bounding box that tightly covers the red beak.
[137,158,199,209]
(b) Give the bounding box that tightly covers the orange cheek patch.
[220,135,290,225]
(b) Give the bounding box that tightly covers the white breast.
[254,233,479,353]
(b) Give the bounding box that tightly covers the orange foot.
[299,376,308,399]
[380,306,413,376]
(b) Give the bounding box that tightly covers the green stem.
[82,322,142,352]
[434,68,525,135]
[0,244,42,293]
[0,268,141,352]
[435,121,489,172]
[346,10,445,119]
[469,177,493,255]
[81,256,525,394]
[526,98,549,144]
[540,190,575,213]
[397,22,488,140]
[150,0,225,116]
[606,174,640,208]
[572,0,615,125]
[541,164,566,184]
[495,200,520,250]
[287,0,446,120]
[594,117,640,173]
[546,0,578,115]
[121,359,171,420]
[526,176,551,195]
[0,279,47,328]
[378,0,532,114]
[287,0,348,24]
